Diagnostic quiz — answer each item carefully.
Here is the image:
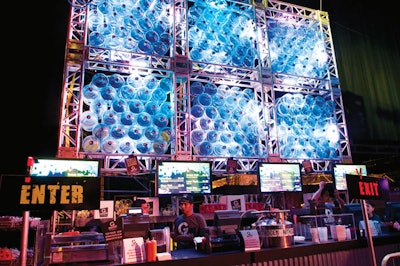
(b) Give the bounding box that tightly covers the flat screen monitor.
[258,162,302,193]
[156,160,212,195]
[385,201,400,222]
[334,164,367,190]
[31,158,100,177]
[342,203,363,226]
[211,173,260,195]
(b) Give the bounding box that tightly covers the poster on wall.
[137,197,159,216]
[94,200,114,219]
[219,195,246,212]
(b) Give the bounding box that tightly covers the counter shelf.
[43,232,109,265]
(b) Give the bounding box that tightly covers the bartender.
[311,181,345,215]
[171,194,207,249]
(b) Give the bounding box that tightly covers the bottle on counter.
[145,237,157,262]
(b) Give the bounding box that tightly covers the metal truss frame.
[57,2,86,159]
[261,0,352,170]
[57,0,353,177]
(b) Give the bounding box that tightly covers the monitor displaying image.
[156,160,212,195]
[334,164,367,190]
[31,158,101,177]
[211,173,260,195]
[385,202,400,223]
[258,163,302,192]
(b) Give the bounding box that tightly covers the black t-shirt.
[173,213,207,249]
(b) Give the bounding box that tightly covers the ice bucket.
[252,210,294,248]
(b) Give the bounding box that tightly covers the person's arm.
[196,213,208,237]
[171,216,187,242]
[393,221,400,230]
[333,189,346,208]
[311,181,326,202]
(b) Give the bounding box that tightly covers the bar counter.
[54,212,400,266]
[73,232,399,266]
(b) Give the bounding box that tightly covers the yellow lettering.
[20,185,31,204]
[60,186,70,204]
[48,185,60,204]
[19,183,86,206]
[71,185,84,204]
[31,185,46,204]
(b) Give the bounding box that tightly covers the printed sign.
[240,229,260,252]
[122,237,146,263]
[94,200,114,219]
[101,219,123,242]
[125,156,141,175]
[226,159,238,174]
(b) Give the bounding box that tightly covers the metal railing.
[381,252,400,266]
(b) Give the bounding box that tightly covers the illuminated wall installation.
[59,0,349,172]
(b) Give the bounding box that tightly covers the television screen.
[258,163,302,192]
[342,203,363,226]
[334,164,367,190]
[301,172,333,186]
[156,160,212,195]
[31,158,100,177]
[211,173,260,195]
[385,201,400,222]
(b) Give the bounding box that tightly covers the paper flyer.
[122,237,146,264]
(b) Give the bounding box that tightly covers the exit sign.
[346,174,389,200]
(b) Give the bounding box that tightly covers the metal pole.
[20,157,35,266]
[20,210,30,266]
[361,199,377,266]
[52,210,58,235]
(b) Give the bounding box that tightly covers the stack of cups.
[163,227,171,252]
[335,225,347,241]
[317,227,328,242]
[330,224,346,241]
[310,227,320,243]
